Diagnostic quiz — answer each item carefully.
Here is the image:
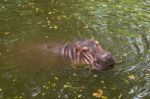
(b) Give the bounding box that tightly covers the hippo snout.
[93,52,116,71]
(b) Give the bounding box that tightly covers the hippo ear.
[74,44,80,51]
[91,36,95,40]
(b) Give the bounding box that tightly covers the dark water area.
[0,0,150,99]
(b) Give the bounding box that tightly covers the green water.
[0,0,150,99]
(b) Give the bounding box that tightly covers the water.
[0,0,150,99]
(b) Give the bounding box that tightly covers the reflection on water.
[0,0,150,99]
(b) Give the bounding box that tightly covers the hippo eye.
[81,46,89,52]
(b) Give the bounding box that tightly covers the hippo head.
[74,37,117,71]
[93,51,117,70]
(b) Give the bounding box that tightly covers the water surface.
[0,0,150,99]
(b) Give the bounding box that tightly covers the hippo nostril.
[95,60,106,65]
[106,55,113,61]
[96,61,101,64]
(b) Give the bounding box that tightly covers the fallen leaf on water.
[100,80,104,84]
[54,25,58,29]
[93,74,98,77]
[78,94,82,98]
[93,89,103,98]
[145,73,149,76]
[48,81,51,84]
[35,8,40,12]
[41,92,45,96]
[57,16,62,20]
[110,87,116,90]
[4,32,10,35]
[54,77,59,80]
[118,93,122,99]
[49,26,52,29]
[12,79,16,82]
[102,96,108,99]
[51,83,56,87]
[41,25,46,28]
[47,20,50,26]
[48,11,52,14]
[45,35,49,38]
[37,21,42,24]
[128,75,136,80]
[84,25,89,29]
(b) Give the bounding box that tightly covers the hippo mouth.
[91,53,117,71]
[93,60,115,71]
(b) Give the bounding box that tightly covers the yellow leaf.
[42,92,45,96]
[35,8,40,12]
[48,11,52,14]
[128,75,136,80]
[101,80,105,84]
[54,77,59,80]
[102,96,108,99]
[4,32,10,35]
[93,89,103,98]
[54,25,58,29]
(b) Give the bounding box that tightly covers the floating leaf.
[43,85,46,88]
[102,96,108,99]
[37,22,42,24]
[41,25,46,28]
[45,35,48,38]
[128,75,136,80]
[110,87,116,90]
[12,79,16,82]
[54,77,59,80]
[84,25,89,29]
[4,32,10,35]
[13,96,18,99]
[93,89,103,98]
[73,73,77,76]
[57,16,62,20]
[118,93,122,99]
[51,83,56,87]
[145,73,149,76]
[41,92,45,96]
[13,96,23,99]
[93,74,98,77]
[48,11,52,14]
[35,8,40,12]
[47,20,50,26]
[100,80,104,84]
[54,25,58,29]
[78,94,82,98]
[48,81,51,84]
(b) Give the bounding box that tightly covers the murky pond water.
[0,0,150,99]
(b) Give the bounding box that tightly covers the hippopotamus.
[46,37,117,71]
[18,37,116,71]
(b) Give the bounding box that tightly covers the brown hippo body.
[48,37,117,71]
[33,37,116,71]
